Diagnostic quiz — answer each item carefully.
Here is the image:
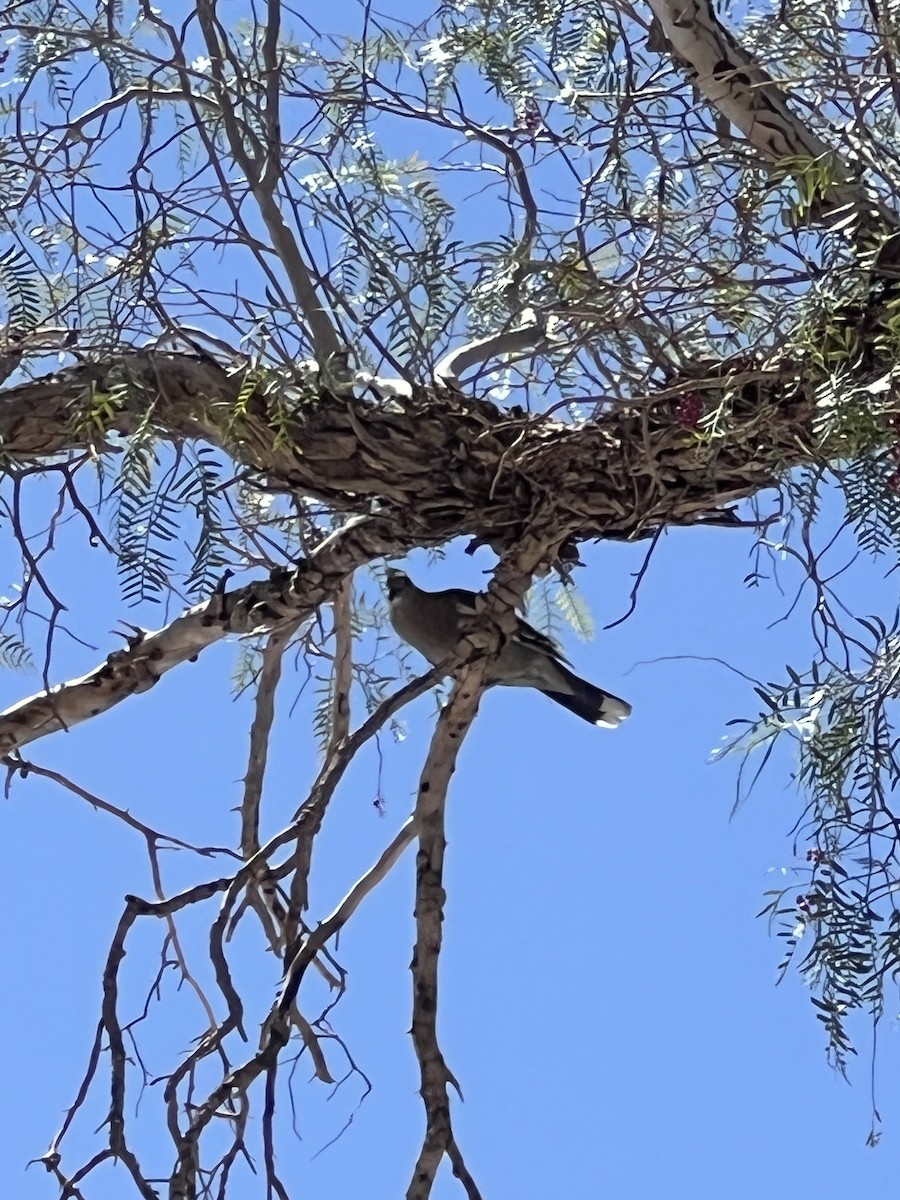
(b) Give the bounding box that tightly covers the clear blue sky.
[2,2,900,1197]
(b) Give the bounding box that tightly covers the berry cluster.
[675,390,704,427]
[517,98,542,135]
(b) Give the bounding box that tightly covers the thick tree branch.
[406,667,486,1200]
[0,352,825,548]
[406,535,559,1200]
[646,0,898,230]
[0,514,401,755]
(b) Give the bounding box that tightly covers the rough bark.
[0,352,818,548]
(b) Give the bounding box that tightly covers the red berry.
[675,391,704,427]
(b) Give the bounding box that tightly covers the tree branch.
[434,322,550,385]
[645,0,897,228]
[0,514,401,755]
[0,351,826,550]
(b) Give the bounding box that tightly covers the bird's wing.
[422,587,569,664]
[514,617,569,663]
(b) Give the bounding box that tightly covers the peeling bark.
[0,513,400,755]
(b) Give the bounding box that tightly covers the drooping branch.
[164,671,440,1200]
[240,628,294,860]
[406,664,487,1200]
[405,534,562,1200]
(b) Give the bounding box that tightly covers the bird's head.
[384,566,411,600]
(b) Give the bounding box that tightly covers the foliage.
[719,611,900,1141]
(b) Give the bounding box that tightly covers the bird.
[384,568,631,729]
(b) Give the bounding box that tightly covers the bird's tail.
[540,669,632,729]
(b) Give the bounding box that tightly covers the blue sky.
[3,495,900,1198]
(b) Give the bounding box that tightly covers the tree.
[2,0,900,1195]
